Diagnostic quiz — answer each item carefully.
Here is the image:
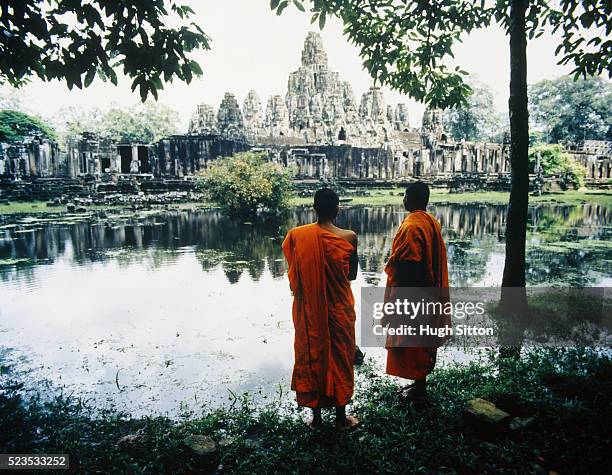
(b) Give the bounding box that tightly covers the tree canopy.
[0,109,56,142]
[529,76,612,143]
[0,0,210,101]
[271,1,611,109]
[60,102,180,144]
[443,80,507,142]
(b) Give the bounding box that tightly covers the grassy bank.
[0,201,212,216]
[290,189,612,207]
[1,348,609,474]
[2,189,609,216]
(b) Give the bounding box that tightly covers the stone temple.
[188,32,412,147]
[1,32,610,188]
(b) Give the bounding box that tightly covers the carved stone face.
[186,33,424,148]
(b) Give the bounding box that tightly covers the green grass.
[0,201,68,214]
[0,201,214,215]
[1,189,610,216]
[1,348,609,474]
[290,189,612,207]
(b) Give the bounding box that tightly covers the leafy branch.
[0,0,211,101]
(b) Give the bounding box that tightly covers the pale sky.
[4,0,574,130]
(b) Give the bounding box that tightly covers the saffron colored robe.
[384,210,449,380]
[282,223,356,408]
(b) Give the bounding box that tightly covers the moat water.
[0,203,610,415]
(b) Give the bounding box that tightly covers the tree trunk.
[502,0,529,289]
[498,0,530,358]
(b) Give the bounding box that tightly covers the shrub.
[529,144,586,190]
[200,152,293,219]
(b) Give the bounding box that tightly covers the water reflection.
[1,203,610,287]
[0,203,609,415]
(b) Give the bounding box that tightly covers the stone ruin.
[216,93,245,140]
[179,31,520,184]
[1,32,610,193]
[180,32,610,187]
[188,104,217,135]
[188,32,412,147]
[565,140,612,181]
[243,90,264,139]
[0,137,62,177]
[264,95,290,138]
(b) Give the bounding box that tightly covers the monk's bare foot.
[396,382,415,394]
[335,415,360,431]
[399,384,427,401]
[307,417,324,430]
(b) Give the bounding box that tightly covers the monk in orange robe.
[282,188,359,430]
[384,181,449,400]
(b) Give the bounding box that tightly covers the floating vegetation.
[0,258,36,268]
[530,239,611,253]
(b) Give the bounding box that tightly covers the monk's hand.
[381,285,397,327]
[380,313,391,327]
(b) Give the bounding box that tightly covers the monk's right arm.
[348,233,358,280]
[348,250,358,280]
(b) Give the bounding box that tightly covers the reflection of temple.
[1,32,610,187]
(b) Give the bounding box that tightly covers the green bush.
[0,109,56,142]
[200,152,294,219]
[529,144,586,190]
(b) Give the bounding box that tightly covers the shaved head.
[314,188,339,220]
[404,182,430,211]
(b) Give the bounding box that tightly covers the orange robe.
[282,223,356,408]
[384,210,449,380]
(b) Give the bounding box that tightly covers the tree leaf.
[277,1,289,15]
[84,68,96,87]
[190,60,203,76]
[140,82,148,102]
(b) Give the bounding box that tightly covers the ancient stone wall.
[65,133,118,176]
[0,137,62,178]
[284,145,394,179]
[154,135,250,177]
[565,140,612,183]
[279,141,509,180]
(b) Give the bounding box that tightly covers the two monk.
[384,182,449,399]
[283,182,448,427]
[282,188,360,430]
